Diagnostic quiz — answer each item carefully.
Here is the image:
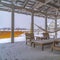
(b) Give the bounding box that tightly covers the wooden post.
[45,12,47,32]
[30,12,34,39]
[11,1,14,43]
[30,12,34,34]
[55,15,57,39]
[0,0,1,2]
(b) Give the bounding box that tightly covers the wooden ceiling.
[0,0,60,19]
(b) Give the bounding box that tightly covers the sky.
[0,11,11,28]
[0,11,45,29]
[1,11,60,29]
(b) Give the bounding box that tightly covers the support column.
[30,12,34,35]
[45,12,47,32]
[11,2,14,43]
[55,16,57,39]
[0,0,1,2]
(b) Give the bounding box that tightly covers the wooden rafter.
[23,0,29,8]
[0,0,60,18]
[35,24,60,33]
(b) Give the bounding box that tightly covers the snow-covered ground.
[0,41,60,60]
[0,34,60,60]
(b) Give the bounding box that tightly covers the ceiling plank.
[23,0,29,8]
[37,0,45,3]
[47,2,59,9]
[0,1,60,17]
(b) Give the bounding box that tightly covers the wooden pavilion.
[0,0,60,43]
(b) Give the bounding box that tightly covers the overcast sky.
[0,11,45,29]
[0,11,56,29]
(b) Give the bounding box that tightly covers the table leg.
[41,45,44,51]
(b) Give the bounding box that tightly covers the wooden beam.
[37,0,45,3]
[1,1,60,18]
[0,0,1,2]
[30,12,34,34]
[1,2,60,17]
[23,0,29,8]
[55,16,57,38]
[45,11,47,31]
[47,3,59,9]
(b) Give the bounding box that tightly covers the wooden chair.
[36,32,49,40]
[25,33,34,45]
[42,32,49,40]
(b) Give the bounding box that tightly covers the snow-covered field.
[0,34,26,43]
[0,32,60,43]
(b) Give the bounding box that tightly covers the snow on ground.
[0,34,60,60]
[0,41,60,60]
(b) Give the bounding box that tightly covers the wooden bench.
[31,40,53,51]
[51,39,60,51]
